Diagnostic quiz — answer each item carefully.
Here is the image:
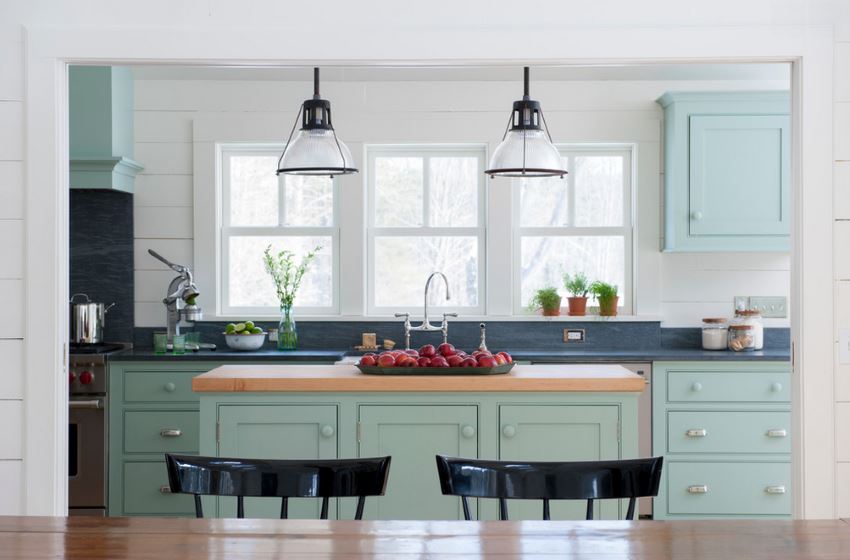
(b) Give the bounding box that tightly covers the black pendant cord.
[313,67,320,98]
[277,103,304,174]
[523,66,530,99]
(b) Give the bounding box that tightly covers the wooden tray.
[356,363,514,376]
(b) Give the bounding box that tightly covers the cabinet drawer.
[667,461,791,516]
[667,411,790,454]
[123,461,196,515]
[123,370,206,403]
[124,411,199,454]
[666,369,790,403]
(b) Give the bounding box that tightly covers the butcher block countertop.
[191,363,645,393]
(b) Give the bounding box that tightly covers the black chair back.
[436,455,662,520]
[165,454,391,519]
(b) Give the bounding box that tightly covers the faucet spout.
[423,271,450,328]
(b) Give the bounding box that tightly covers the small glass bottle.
[733,310,764,350]
[701,318,728,350]
[728,324,756,352]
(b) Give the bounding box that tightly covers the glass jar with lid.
[728,324,756,352]
[733,309,764,350]
[701,318,728,350]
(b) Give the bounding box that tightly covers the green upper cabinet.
[657,91,790,252]
[69,66,143,193]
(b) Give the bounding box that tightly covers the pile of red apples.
[358,343,513,368]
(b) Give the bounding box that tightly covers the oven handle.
[69,399,103,410]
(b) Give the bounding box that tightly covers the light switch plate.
[840,328,850,364]
[748,296,788,318]
[563,329,586,343]
[733,296,748,312]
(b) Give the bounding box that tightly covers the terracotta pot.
[598,296,619,317]
[567,296,588,316]
[541,297,562,316]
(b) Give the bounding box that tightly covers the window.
[513,146,633,314]
[219,144,338,315]
[366,145,486,315]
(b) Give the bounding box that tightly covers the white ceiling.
[130,63,790,83]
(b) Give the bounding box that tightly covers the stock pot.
[70,293,115,344]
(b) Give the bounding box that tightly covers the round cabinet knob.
[502,425,517,439]
[691,210,703,221]
[164,382,176,393]
[461,425,476,439]
[691,382,703,392]
[771,382,783,393]
[69,371,76,385]
[78,371,94,385]
[320,425,335,438]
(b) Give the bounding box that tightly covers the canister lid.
[729,324,753,330]
[702,318,726,324]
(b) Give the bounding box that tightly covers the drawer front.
[123,461,196,515]
[124,411,199,454]
[666,369,790,403]
[123,369,207,403]
[667,411,790,454]
[667,461,791,515]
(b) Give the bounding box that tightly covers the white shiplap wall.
[133,77,791,327]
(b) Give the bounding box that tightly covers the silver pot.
[70,294,115,344]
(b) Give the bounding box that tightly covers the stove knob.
[79,371,95,385]
[69,371,76,384]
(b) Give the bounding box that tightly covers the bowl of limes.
[223,321,266,351]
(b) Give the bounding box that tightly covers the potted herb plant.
[263,245,321,350]
[529,287,562,317]
[563,272,590,316]
[590,280,619,317]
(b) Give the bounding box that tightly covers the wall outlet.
[748,296,788,318]
[563,329,586,343]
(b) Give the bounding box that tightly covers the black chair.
[165,453,391,519]
[436,455,663,521]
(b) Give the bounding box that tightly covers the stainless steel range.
[68,342,128,516]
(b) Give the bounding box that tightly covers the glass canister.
[728,324,756,352]
[733,309,764,350]
[701,318,728,350]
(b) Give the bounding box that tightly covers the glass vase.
[278,304,298,350]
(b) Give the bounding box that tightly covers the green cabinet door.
[358,405,478,521]
[499,405,621,520]
[217,404,338,519]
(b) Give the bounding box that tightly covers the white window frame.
[218,142,341,317]
[511,144,634,315]
[365,144,488,316]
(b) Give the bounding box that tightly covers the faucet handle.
[442,313,458,318]
[394,312,410,318]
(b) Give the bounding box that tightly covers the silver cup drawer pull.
[159,485,172,494]
[160,428,182,438]
[766,429,788,438]
[685,429,708,438]
[765,485,786,494]
[687,485,709,494]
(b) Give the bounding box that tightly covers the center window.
[366,145,487,315]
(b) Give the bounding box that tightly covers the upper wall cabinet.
[657,91,790,252]
[69,66,143,193]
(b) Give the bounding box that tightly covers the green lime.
[250,327,263,334]
[225,323,236,334]
[245,321,255,330]
[234,323,246,333]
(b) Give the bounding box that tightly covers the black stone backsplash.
[70,190,134,342]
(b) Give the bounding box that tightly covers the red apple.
[493,354,506,366]
[472,350,491,359]
[417,357,432,367]
[404,349,419,357]
[400,356,418,367]
[497,351,513,364]
[430,356,449,367]
[438,343,457,357]
[478,355,498,368]
[359,355,377,366]
[377,354,396,367]
[447,355,464,367]
[461,357,478,368]
[418,344,437,358]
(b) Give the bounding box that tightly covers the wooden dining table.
[0,516,849,559]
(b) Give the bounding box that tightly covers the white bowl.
[224,333,266,351]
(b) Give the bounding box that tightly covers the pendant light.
[485,67,567,178]
[276,67,358,177]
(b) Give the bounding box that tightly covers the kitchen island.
[190,363,643,521]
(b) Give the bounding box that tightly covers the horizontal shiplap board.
[0,280,23,338]
[835,281,850,402]
[0,460,22,515]
[836,42,850,103]
[134,270,179,302]
[134,239,193,270]
[659,302,789,328]
[134,174,193,207]
[0,220,22,279]
[0,101,22,160]
[0,401,22,459]
[134,206,193,239]
[837,103,850,161]
[134,143,192,174]
[135,302,165,328]
[835,162,850,219]
[837,404,850,462]
[134,110,195,142]
[0,161,23,219]
[661,269,790,303]
[0,340,22,400]
[0,41,22,102]
[835,222,850,279]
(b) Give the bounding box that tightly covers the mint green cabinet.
[657,91,790,252]
[358,405,478,521]
[652,361,792,519]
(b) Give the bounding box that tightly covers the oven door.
[69,397,106,512]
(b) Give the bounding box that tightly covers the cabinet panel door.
[217,404,338,519]
[358,405,478,521]
[499,405,620,520]
[123,461,196,516]
[689,114,789,237]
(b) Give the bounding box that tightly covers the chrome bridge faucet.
[395,271,457,350]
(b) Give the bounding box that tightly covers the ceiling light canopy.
[485,67,567,179]
[276,67,358,177]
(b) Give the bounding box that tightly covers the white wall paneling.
[0,102,23,160]
[836,103,850,160]
[134,206,193,239]
[134,239,193,270]
[133,142,192,175]
[0,220,23,279]
[133,174,193,207]
[0,340,23,400]
[0,401,22,459]
[0,41,22,102]
[0,162,24,220]
[0,280,24,339]
[834,162,850,219]
[0,461,22,515]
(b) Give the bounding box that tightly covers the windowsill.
[198,314,662,323]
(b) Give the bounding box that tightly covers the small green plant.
[590,280,618,302]
[263,245,322,309]
[529,287,562,312]
[563,272,590,297]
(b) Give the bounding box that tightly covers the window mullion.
[567,155,576,227]
[278,174,287,226]
[422,155,430,227]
